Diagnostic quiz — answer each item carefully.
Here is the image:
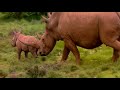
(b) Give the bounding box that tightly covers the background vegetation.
[0,12,120,78]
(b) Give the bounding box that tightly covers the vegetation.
[0,12,120,78]
[1,12,47,20]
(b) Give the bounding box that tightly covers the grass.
[0,12,120,78]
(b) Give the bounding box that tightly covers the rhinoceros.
[40,12,120,65]
[11,31,41,60]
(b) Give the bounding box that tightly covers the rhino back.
[47,12,120,49]
[56,12,101,48]
[17,34,39,49]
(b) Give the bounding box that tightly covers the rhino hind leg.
[111,37,120,62]
[100,27,120,62]
[104,40,120,62]
[98,37,120,62]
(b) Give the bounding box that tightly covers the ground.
[0,13,120,78]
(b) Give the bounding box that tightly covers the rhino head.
[38,31,56,56]
[11,30,21,47]
[39,12,57,56]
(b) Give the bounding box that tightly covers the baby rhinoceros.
[11,31,42,60]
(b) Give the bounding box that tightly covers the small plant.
[27,65,47,78]
[47,71,62,78]
[101,66,109,71]
[0,70,7,78]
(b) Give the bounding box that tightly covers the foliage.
[1,12,47,21]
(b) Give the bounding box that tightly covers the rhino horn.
[41,16,48,23]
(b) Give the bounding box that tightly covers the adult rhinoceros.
[38,12,120,65]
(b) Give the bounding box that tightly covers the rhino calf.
[10,31,41,60]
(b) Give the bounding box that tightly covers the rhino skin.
[39,12,120,65]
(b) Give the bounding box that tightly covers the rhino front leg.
[64,38,80,65]
[17,49,22,60]
[36,49,38,56]
[25,51,28,58]
[31,50,38,58]
[61,45,70,62]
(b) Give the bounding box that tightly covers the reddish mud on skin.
[11,31,41,60]
[40,12,120,65]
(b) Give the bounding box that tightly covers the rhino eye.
[42,38,44,41]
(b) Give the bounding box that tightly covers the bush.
[2,12,47,20]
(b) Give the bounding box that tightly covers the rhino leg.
[17,48,22,60]
[112,49,120,62]
[61,45,70,62]
[64,38,80,65]
[99,26,120,62]
[111,37,120,62]
[24,51,28,58]
[109,40,120,61]
[31,50,38,58]
[103,38,120,61]
[36,49,38,56]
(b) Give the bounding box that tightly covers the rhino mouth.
[40,52,49,56]
[40,52,47,56]
[40,54,46,56]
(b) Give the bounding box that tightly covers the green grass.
[0,12,120,78]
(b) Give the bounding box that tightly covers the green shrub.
[2,12,47,20]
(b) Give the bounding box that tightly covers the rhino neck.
[49,30,62,41]
[54,34,62,41]
[14,33,21,45]
[17,34,23,39]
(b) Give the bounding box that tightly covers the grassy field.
[0,13,120,78]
